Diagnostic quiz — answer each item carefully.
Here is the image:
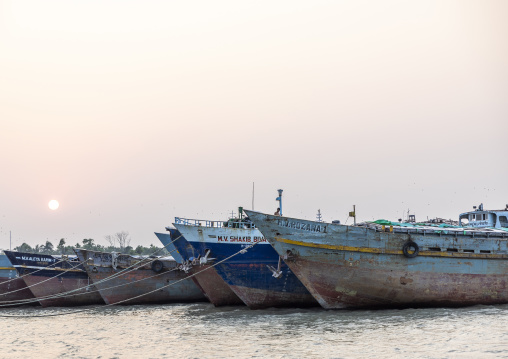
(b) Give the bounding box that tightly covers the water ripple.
[1,304,508,358]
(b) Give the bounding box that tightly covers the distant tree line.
[13,231,168,256]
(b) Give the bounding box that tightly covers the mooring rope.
[81,265,180,297]
[0,235,185,307]
[0,242,258,317]
[0,257,69,289]
[74,234,185,287]
[0,246,184,307]
[0,260,84,299]
[2,264,182,308]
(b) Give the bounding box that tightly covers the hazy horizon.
[1,0,507,248]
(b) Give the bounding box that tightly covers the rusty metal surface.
[291,257,508,309]
[3,250,103,307]
[22,274,104,307]
[0,276,37,305]
[245,210,508,309]
[0,255,36,304]
[75,249,207,305]
[229,283,319,310]
[188,264,245,306]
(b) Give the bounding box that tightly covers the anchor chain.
[267,256,283,278]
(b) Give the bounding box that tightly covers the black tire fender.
[151,260,164,273]
[402,241,419,258]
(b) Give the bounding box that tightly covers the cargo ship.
[245,206,508,309]
[0,252,37,306]
[74,249,207,305]
[173,212,318,309]
[155,230,244,306]
[4,250,104,307]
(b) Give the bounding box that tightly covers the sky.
[0,0,507,249]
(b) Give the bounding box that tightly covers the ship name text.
[469,221,489,227]
[277,220,327,233]
[20,256,56,263]
[217,236,266,243]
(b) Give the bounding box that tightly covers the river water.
[1,303,507,358]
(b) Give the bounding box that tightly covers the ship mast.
[276,189,283,216]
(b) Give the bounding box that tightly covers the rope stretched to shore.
[5,263,182,308]
[0,260,84,299]
[0,242,258,317]
[0,235,186,307]
[0,245,184,307]
[0,257,69,289]
[73,264,181,299]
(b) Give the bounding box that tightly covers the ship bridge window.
[470,213,486,221]
[499,216,508,228]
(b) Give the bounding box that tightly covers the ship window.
[463,249,475,253]
[480,250,491,254]
[483,214,487,221]
[446,248,458,252]
[499,216,508,228]
[428,247,441,252]
[470,214,474,221]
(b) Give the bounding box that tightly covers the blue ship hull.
[155,230,244,306]
[174,224,318,309]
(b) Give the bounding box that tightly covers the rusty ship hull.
[4,251,104,307]
[155,230,244,306]
[0,254,37,306]
[173,222,318,309]
[75,249,207,305]
[245,210,508,309]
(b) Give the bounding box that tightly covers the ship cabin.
[458,203,508,229]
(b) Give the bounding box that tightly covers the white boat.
[459,203,508,229]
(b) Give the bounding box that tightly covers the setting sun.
[48,200,59,210]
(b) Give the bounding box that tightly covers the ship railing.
[174,217,256,229]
